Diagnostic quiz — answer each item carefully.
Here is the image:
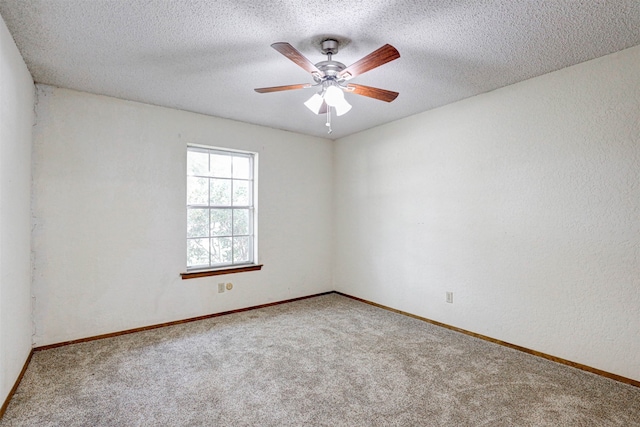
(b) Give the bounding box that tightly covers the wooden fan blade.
[338,44,400,80]
[254,83,310,93]
[271,42,321,75]
[347,84,399,102]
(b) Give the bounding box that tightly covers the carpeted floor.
[1,293,639,426]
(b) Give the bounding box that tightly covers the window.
[186,146,256,271]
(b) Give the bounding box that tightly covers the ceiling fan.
[255,39,400,134]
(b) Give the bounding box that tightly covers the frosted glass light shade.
[323,85,344,106]
[304,93,324,114]
[334,98,352,116]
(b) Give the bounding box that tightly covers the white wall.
[24,34,640,382]
[32,86,333,346]
[334,45,640,381]
[0,15,34,402]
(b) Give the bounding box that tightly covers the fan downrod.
[315,39,346,78]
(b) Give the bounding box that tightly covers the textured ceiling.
[1,1,640,140]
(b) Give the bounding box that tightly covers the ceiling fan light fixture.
[334,98,352,116]
[304,93,324,114]
[323,85,344,107]
[255,40,400,133]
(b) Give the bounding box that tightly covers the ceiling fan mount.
[255,37,400,133]
[320,38,339,56]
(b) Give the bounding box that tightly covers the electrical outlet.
[226,283,233,291]
[218,283,225,293]
[446,292,453,304]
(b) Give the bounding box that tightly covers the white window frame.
[186,145,258,271]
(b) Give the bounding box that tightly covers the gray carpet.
[1,294,639,426]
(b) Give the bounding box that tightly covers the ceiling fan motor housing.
[315,60,346,77]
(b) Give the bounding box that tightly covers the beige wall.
[12,21,640,387]
[32,86,334,346]
[334,45,640,381]
[0,14,34,402]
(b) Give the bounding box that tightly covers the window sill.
[180,264,263,280]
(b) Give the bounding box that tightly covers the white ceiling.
[1,1,640,140]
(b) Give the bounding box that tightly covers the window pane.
[187,150,209,176]
[232,156,251,179]
[210,179,231,206]
[187,208,209,238]
[233,180,250,206]
[211,154,232,178]
[211,209,232,236]
[187,238,210,267]
[233,236,250,263]
[211,237,232,265]
[187,177,209,205]
[233,209,249,235]
[187,146,256,270]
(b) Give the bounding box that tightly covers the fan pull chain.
[326,107,332,134]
